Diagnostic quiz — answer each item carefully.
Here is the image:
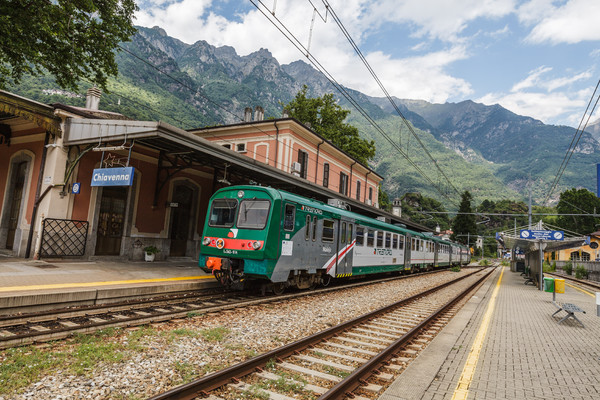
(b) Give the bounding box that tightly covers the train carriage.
[200,185,470,293]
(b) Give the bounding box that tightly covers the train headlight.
[252,241,261,250]
[237,190,244,198]
[202,237,211,246]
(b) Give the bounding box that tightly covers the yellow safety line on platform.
[566,282,595,297]
[451,266,504,400]
[0,275,214,292]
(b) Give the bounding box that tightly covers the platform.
[380,266,600,400]
[0,256,216,315]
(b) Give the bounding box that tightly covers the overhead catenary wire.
[543,78,600,205]
[319,0,460,197]
[251,0,458,205]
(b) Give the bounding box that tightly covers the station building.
[0,89,412,261]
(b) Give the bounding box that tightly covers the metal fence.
[40,218,89,258]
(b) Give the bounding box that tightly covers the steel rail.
[317,267,494,400]
[148,267,489,400]
[0,268,457,349]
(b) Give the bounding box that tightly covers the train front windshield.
[237,200,270,229]
[208,199,237,227]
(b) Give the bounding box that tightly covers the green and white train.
[199,186,471,293]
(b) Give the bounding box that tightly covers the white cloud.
[511,66,593,93]
[478,90,587,125]
[363,0,516,42]
[523,0,600,44]
[134,0,475,103]
[511,66,552,92]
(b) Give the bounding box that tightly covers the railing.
[39,218,89,258]
[554,260,600,282]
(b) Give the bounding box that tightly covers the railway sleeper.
[229,381,297,400]
[256,370,328,395]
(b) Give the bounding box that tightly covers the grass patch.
[70,340,126,375]
[323,365,350,378]
[186,311,204,318]
[199,327,230,342]
[172,361,197,384]
[0,346,66,394]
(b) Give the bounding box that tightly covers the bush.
[564,261,573,275]
[450,266,461,272]
[575,264,589,279]
[543,261,555,273]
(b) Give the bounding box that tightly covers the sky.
[135,0,600,128]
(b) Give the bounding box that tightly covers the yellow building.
[545,231,600,262]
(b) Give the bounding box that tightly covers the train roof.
[212,185,465,248]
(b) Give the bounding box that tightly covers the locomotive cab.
[200,187,275,289]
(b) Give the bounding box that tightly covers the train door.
[321,217,338,277]
[404,233,412,271]
[434,242,439,267]
[336,218,354,277]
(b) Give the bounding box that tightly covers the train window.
[377,231,384,247]
[322,219,335,242]
[399,235,404,250]
[367,230,375,247]
[312,216,317,241]
[208,198,238,227]
[356,227,365,245]
[392,234,398,249]
[385,233,391,248]
[411,238,415,251]
[348,224,353,244]
[237,199,270,229]
[283,204,295,231]
[305,215,311,240]
[341,222,347,243]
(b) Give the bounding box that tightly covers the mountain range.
[10,25,600,208]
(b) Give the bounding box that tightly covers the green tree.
[401,192,450,231]
[556,188,600,234]
[451,191,477,245]
[378,185,391,211]
[283,85,376,165]
[0,0,138,91]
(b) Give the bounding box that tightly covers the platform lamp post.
[539,239,544,291]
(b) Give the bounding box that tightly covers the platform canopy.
[497,220,587,254]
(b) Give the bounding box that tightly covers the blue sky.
[136,0,600,128]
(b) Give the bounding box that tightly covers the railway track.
[149,266,494,400]
[0,268,463,350]
[546,271,600,291]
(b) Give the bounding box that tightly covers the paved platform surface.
[0,255,216,314]
[380,266,600,400]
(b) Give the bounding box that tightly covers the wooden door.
[169,185,194,257]
[5,162,27,249]
[95,187,127,255]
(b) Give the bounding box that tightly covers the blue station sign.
[91,167,134,187]
[520,230,564,241]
